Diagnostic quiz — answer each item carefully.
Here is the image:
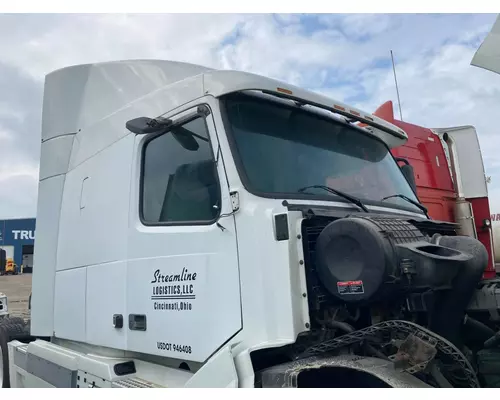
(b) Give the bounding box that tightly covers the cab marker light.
[277,87,293,95]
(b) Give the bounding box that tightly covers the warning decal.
[337,280,365,295]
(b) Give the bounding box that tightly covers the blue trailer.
[0,218,36,274]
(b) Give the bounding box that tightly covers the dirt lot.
[0,273,31,321]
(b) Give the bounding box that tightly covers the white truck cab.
[1,60,494,389]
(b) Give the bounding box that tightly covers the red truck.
[371,100,496,279]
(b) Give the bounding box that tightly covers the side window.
[141,116,220,224]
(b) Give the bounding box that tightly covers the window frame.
[219,92,426,216]
[138,105,223,227]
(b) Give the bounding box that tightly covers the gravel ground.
[0,273,31,321]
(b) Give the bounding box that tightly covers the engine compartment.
[254,211,500,388]
[304,214,488,345]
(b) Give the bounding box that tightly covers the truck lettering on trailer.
[11,230,35,240]
[150,268,196,312]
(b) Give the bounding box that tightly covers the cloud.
[0,13,499,218]
[0,14,250,81]
[351,42,500,185]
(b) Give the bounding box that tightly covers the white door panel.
[126,249,241,362]
[126,101,241,362]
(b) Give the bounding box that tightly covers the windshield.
[221,92,422,214]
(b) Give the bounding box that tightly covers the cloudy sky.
[0,13,499,219]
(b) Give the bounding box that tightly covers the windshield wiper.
[381,194,429,217]
[298,185,369,213]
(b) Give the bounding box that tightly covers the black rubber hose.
[463,315,496,344]
[484,332,500,349]
[328,320,355,333]
[328,320,389,360]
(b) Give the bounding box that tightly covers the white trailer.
[1,60,499,388]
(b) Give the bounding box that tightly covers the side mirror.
[395,157,417,194]
[171,127,200,152]
[126,116,172,135]
[126,117,200,152]
[401,164,417,193]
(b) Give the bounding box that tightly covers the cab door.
[126,101,241,363]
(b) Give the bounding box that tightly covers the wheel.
[0,325,10,388]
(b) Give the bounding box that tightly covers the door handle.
[129,314,147,331]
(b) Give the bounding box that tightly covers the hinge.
[230,191,240,213]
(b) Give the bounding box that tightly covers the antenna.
[390,50,403,121]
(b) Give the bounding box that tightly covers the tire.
[0,317,25,327]
[2,324,26,338]
[0,323,29,388]
[0,325,10,388]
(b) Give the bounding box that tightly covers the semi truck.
[372,101,497,278]
[2,59,500,388]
